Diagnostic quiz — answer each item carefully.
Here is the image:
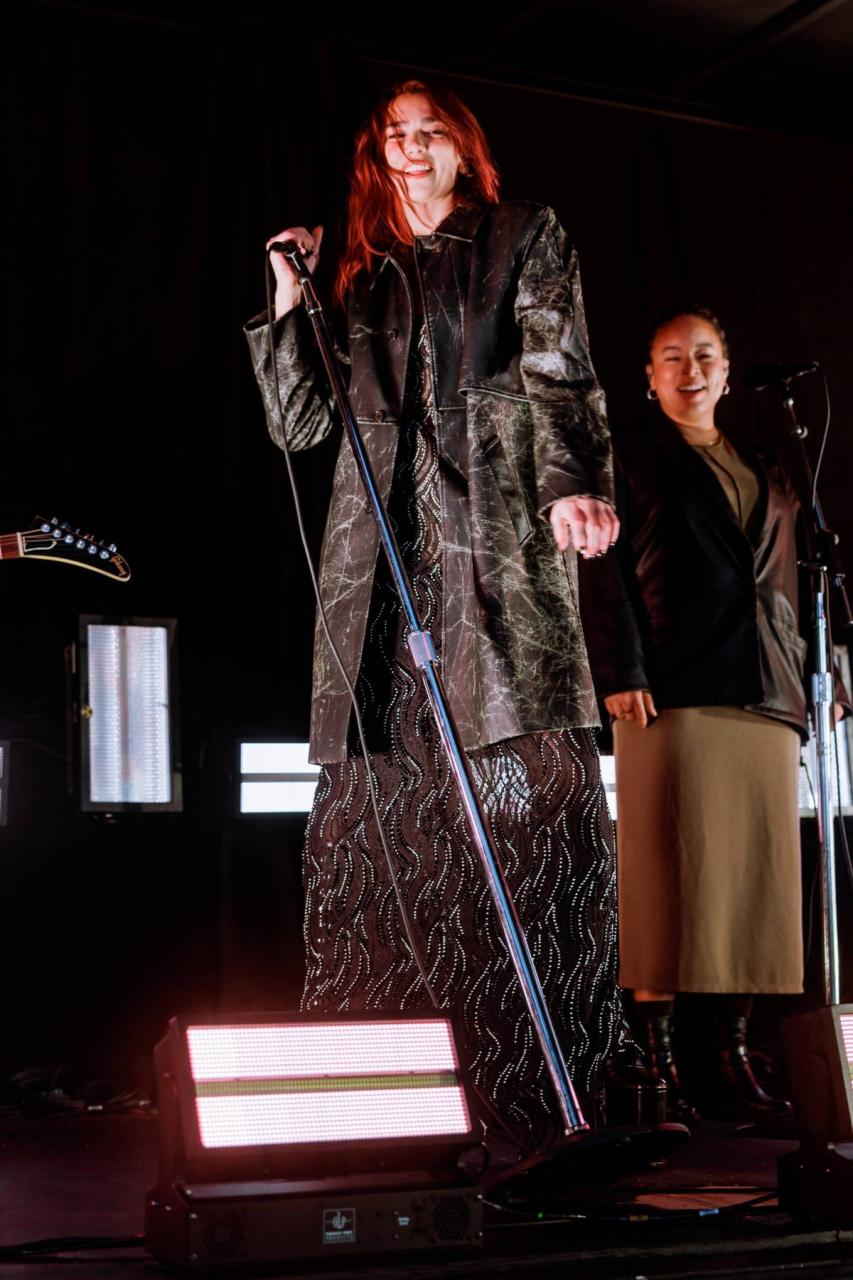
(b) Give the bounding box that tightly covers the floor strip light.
[145,1012,482,1269]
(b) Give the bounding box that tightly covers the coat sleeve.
[243,305,345,452]
[578,458,652,697]
[513,207,614,510]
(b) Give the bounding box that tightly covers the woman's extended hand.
[266,225,323,319]
[549,496,620,558]
[604,690,658,728]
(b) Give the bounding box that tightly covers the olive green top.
[692,434,759,529]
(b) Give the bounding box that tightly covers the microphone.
[268,239,314,258]
[745,360,819,390]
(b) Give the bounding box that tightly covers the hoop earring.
[722,382,730,396]
[646,386,658,401]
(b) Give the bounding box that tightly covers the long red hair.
[334,79,500,305]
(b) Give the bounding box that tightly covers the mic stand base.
[482,1124,691,1198]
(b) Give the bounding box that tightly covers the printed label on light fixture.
[323,1207,355,1244]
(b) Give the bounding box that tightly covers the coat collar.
[374,201,489,282]
[432,201,491,241]
[379,203,491,270]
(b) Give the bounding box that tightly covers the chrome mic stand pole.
[812,576,840,1005]
[773,371,853,1222]
[778,380,850,1005]
[272,241,586,1137]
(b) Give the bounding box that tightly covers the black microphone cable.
[811,366,831,515]
[263,258,438,1011]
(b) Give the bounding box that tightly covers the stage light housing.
[153,1012,476,1177]
[779,1003,853,1222]
[75,615,182,812]
[782,1004,853,1144]
[145,1012,482,1269]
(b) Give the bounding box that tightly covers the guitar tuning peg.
[75,539,86,550]
[88,545,98,556]
[108,544,117,554]
[40,522,51,533]
[99,549,109,560]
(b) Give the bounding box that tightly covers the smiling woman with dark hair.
[245,79,635,1152]
[582,307,845,1121]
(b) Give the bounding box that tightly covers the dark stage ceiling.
[31,0,853,142]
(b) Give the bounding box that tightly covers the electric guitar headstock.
[0,517,132,581]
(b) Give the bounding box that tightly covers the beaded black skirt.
[300,332,624,1148]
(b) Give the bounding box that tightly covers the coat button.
[373,410,384,422]
[386,327,399,340]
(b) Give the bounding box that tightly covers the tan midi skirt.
[614,706,803,994]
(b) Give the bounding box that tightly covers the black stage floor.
[3,1112,853,1279]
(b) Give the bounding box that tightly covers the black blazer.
[580,420,810,736]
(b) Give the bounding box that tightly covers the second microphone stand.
[774,370,853,1222]
[778,378,851,1006]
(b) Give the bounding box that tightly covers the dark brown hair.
[647,306,730,360]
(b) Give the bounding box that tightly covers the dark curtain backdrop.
[4,3,853,1078]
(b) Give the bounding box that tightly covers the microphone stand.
[778,378,851,1006]
[273,242,589,1143]
[773,372,853,1222]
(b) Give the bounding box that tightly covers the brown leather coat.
[246,201,614,763]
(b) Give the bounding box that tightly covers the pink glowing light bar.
[196,1086,470,1148]
[840,1013,853,1068]
[186,1021,459,1080]
[183,1019,471,1149]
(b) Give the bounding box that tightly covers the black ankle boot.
[642,1013,700,1124]
[717,1015,791,1118]
[603,1046,668,1128]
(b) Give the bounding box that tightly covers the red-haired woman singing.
[246,80,628,1151]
